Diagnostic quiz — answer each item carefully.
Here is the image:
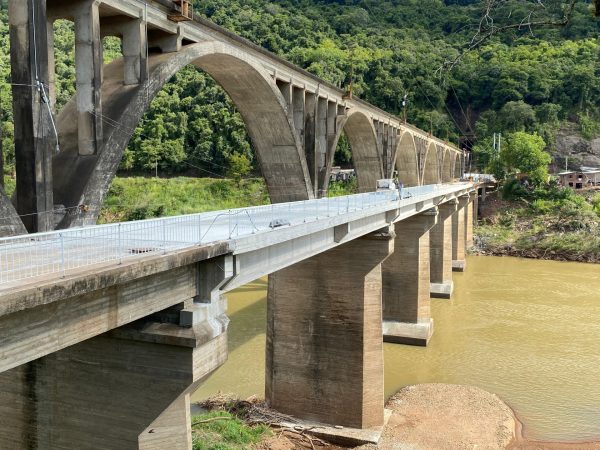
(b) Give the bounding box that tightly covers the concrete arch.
[442,150,454,183]
[394,131,420,187]
[454,152,463,178]
[53,41,313,228]
[422,142,441,185]
[341,110,383,193]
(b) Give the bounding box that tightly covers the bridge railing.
[0,184,467,286]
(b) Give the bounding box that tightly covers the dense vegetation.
[98,176,270,223]
[0,0,598,182]
[476,186,600,262]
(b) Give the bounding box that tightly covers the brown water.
[192,256,600,442]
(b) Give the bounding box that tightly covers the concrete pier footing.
[382,209,438,346]
[266,228,394,429]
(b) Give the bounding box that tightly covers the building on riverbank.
[557,169,600,189]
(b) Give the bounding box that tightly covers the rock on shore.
[359,384,516,450]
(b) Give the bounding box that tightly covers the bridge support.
[266,229,394,429]
[430,201,457,299]
[74,0,103,155]
[382,209,438,346]
[452,194,469,272]
[465,195,474,249]
[8,0,54,233]
[0,314,227,450]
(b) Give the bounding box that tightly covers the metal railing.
[0,183,468,286]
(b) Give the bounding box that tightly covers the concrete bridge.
[3,0,464,236]
[0,182,481,448]
[0,0,480,448]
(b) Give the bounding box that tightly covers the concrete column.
[266,229,394,429]
[382,209,438,346]
[9,0,54,233]
[276,80,292,121]
[465,197,474,248]
[75,0,103,155]
[122,18,148,86]
[47,17,56,111]
[315,97,328,197]
[430,200,457,298]
[304,92,317,193]
[292,87,305,147]
[452,194,469,272]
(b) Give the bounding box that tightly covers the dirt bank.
[201,386,600,449]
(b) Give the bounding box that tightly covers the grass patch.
[191,411,270,450]
[327,178,358,197]
[99,176,270,223]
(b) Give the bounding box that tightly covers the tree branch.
[437,0,579,74]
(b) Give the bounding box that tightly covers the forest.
[0,0,599,179]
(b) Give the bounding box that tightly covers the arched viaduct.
[2,0,463,235]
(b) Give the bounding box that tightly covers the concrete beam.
[430,200,457,299]
[0,243,230,372]
[266,229,394,429]
[382,209,438,346]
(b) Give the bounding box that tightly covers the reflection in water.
[192,256,600,442]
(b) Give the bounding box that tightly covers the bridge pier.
[0,252,231,450]
[430,200,458,299]
[0,305,228,450]
[452,194,469,272]
[8,0,55,233]
[465,195,475,249]
[266,228,394,429]
[382,209,438,346]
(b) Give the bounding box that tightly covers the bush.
[192,411,270,450]
[501,179,528,199]
[592,194,600,214]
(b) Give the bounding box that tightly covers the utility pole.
[565,156,568,172]
[496,132,501,161]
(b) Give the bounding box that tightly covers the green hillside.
[0,0,598,179]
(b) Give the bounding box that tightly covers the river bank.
[193,385,600,449]
[473,189,600,263]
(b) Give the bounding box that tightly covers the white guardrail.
[0,183,469,285]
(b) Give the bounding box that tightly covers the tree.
[227,152,252,186]
[500,131,551,185]
[497,101,537,132]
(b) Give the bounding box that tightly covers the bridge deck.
[0,183,471,290]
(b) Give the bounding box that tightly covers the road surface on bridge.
[0,183,471,288]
